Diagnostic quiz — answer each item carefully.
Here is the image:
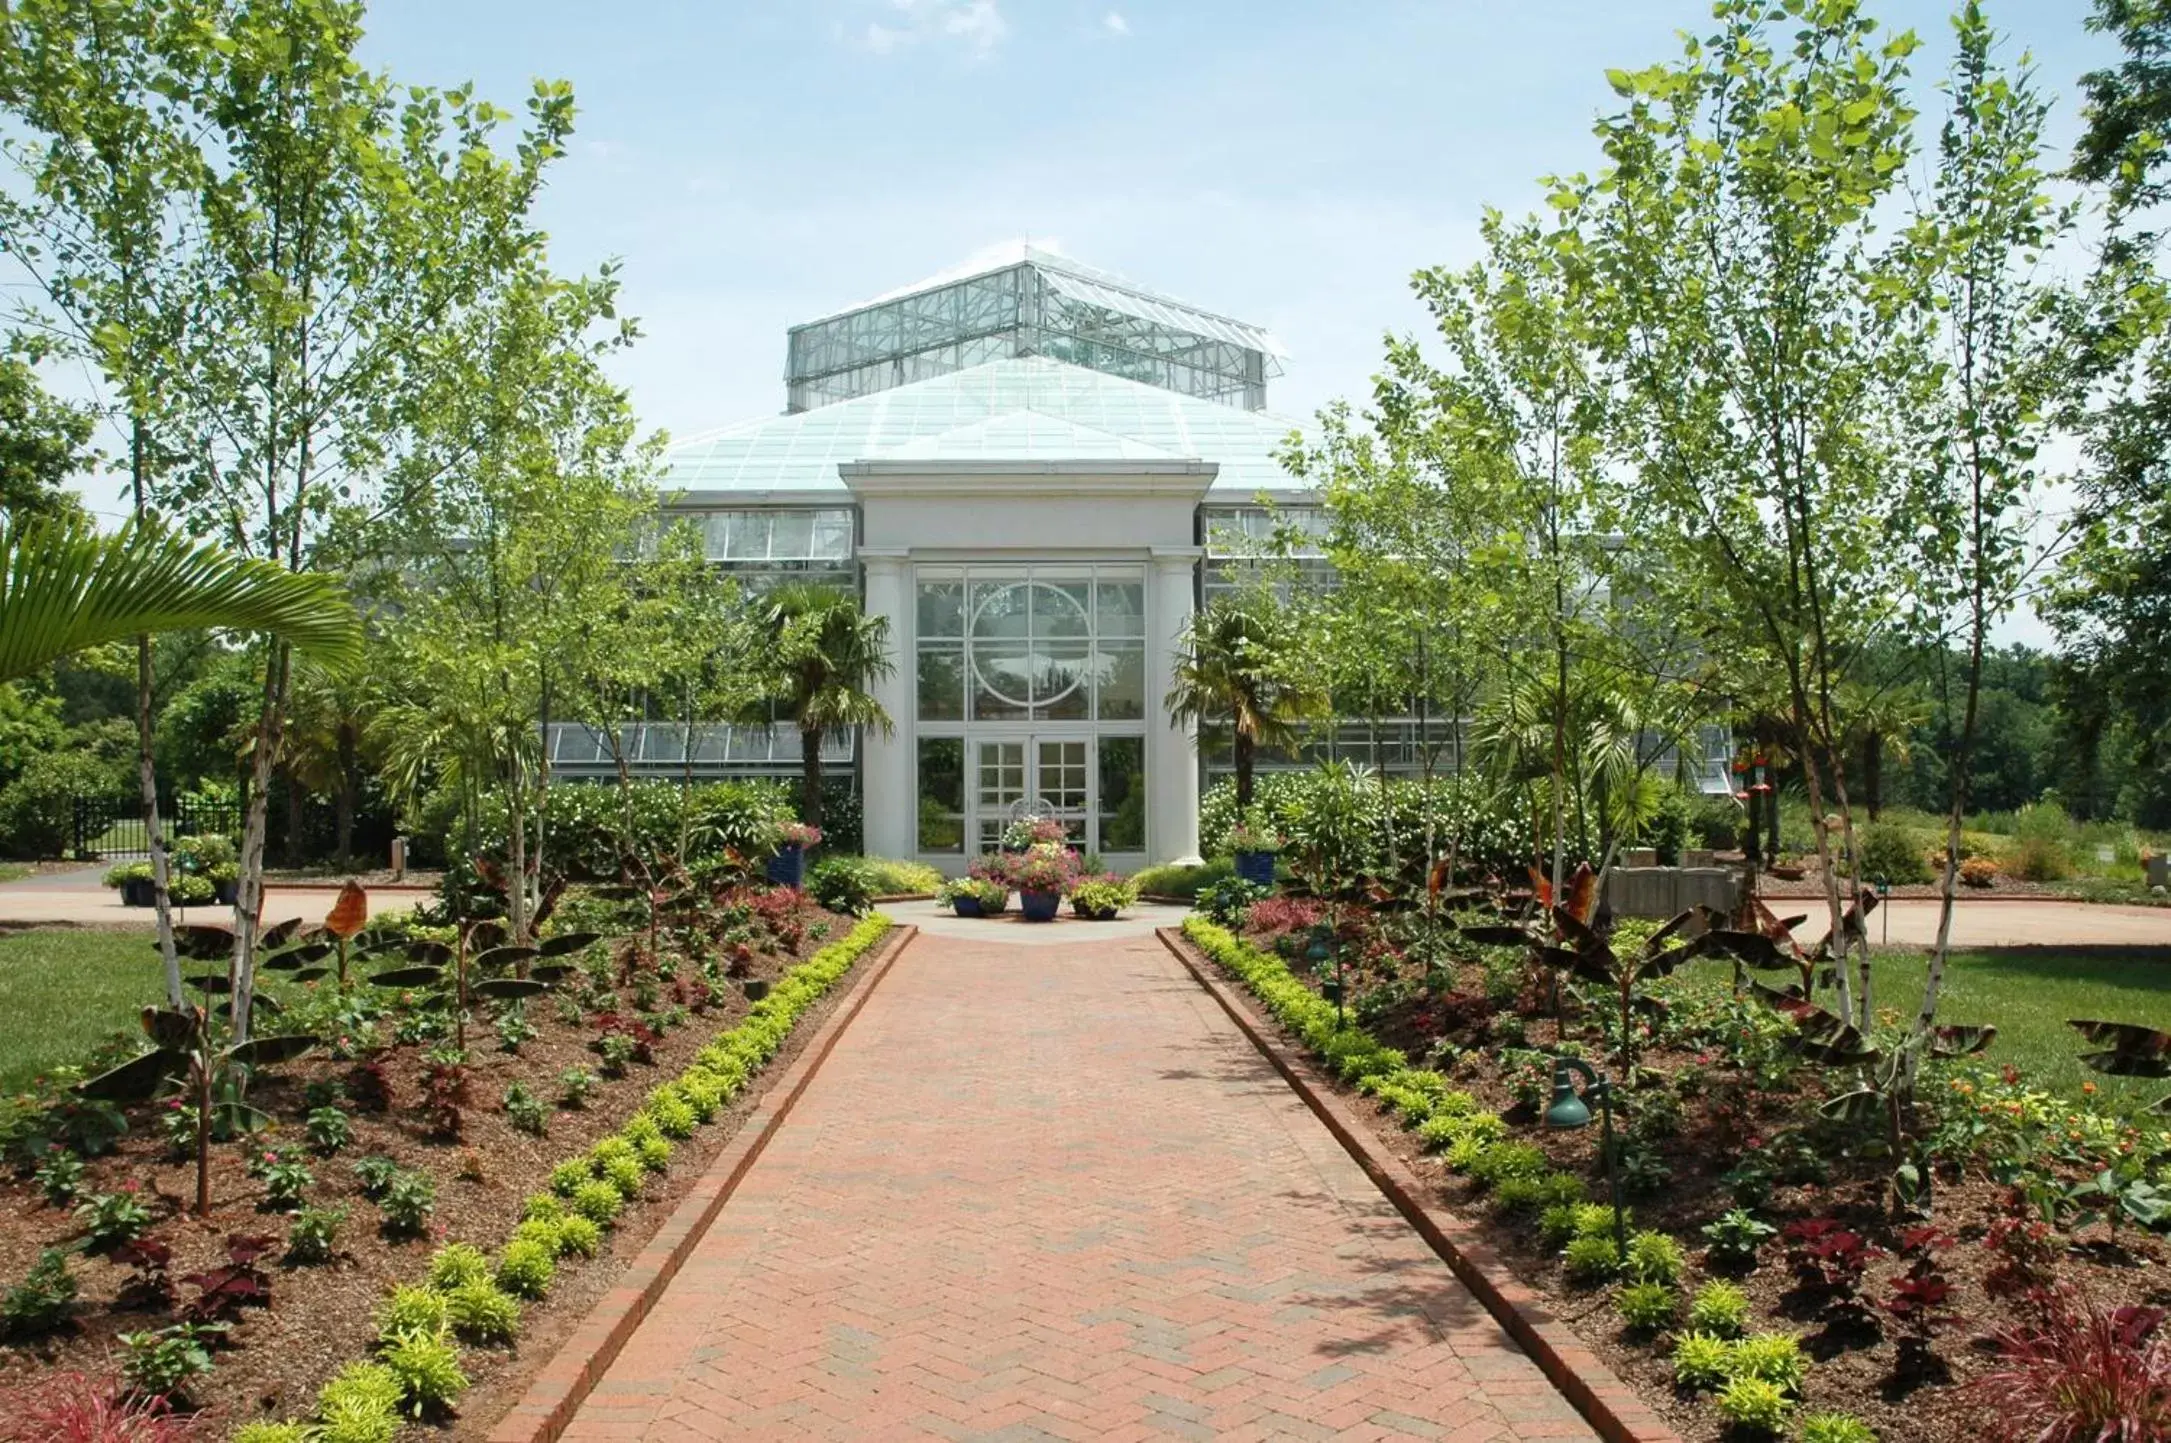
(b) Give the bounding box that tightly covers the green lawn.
[1672,946,2171,1115]
[0,929,174,1091]
[0,928,307,1094]
[0,862,27,884]
[1881,948,2171,1114]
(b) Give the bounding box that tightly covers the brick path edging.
[1157,926,1685,1443]
[486,922,920,1443]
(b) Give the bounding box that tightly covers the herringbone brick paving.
[558,929,1597,1442]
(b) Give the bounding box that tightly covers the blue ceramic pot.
[952,894,985,918]
[1234,850,1278,887]
[766,844,806,888]
[1020,889,1061,922]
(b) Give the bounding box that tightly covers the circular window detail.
[968,581,1089,710]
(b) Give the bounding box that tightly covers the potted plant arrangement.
[1228,817,1283,888]
[102,861,216,907]
[1070,872,1137,921]
[939,875,1010,918]
[1004,841,1082,922]
[766,820,822,888]
[173,834,240,905]
[103,860,156,908]
[1001,815,1070,854]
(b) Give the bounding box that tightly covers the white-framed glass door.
[972,734,1092,852]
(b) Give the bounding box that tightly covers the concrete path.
[559,927,1594,1443]
[886,897,1194,947]
[0,865,416,928]
[1797,897,2171,949]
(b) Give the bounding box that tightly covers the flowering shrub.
[1000,816,1069,850]
[1243,895,1327,940]
[999,842,1083,895]
[773,821,822,850]
[1226,819,1284,854]
[1931,1066,2170,1182]
[1960,855,2000,888]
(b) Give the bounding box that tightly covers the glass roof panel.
[783,247,1282,414]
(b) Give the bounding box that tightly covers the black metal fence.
[72,793,242,859]
[69,787,398,866]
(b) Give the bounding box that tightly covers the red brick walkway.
[559,930,1597,1442]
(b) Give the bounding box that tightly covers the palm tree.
[1,516,360,684]
[742,584,895,832]
[1164,593,1326,813]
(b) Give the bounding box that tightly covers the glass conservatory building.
[541,246,1739,870]
[570,247,1308,869]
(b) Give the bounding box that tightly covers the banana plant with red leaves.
[1456,862,1602,1019]
[363,918,598,1054]
[2069,1019,2171,1116]
[1546,904,1715,1076]
[1702,897,1817,994]
[77,1008,315,1216]
[1705,965,1995,1210]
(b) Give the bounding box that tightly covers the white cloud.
[1103,12,1129,36]
[849,1,1008,58]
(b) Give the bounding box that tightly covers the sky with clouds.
[73,1,2121,638]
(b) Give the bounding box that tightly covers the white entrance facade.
[850,462,1208,871]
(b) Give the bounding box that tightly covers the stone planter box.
[1604,865,1744,919]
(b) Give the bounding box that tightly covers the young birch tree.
[1571,0,1929,1028]
[380,264,657,942]
[157,0,572,1035]
[1904,3,2070,1084]
[0,0,212,1006]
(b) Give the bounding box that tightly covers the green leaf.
[0,516,361,685]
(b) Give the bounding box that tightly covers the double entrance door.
[973,735,1090,853]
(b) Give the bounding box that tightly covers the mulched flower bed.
[1202,907,2170,1443]
[1745,854,2138,905]
[0,889,867,1438]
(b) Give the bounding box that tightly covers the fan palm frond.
[0,516,361,684]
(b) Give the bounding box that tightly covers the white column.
[1147,547,1202,864]
[859,551,913,861]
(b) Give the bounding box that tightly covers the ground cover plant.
[0,873,889,1437]
[1182,899,2171,1443]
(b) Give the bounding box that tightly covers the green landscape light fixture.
[1544,1054,1627,1264]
